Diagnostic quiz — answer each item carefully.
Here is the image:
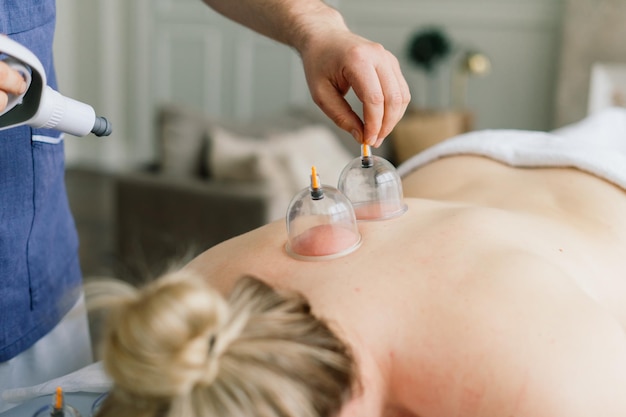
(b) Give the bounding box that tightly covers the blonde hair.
[94,271,355,417]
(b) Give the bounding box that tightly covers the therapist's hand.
[201,0,409,147]
[0,61,27,112]
[300,29,410,148]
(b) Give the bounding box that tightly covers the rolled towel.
[397,107,626,191]
[1,361,111,404]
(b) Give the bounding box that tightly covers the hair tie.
[208,334,217,354]
[199,311,250,386]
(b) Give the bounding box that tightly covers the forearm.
[202,0,411,146]
[201,0,349,54]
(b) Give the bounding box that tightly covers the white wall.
[55,0,129,168]
[54,0,564,169]
[555,0,626,126]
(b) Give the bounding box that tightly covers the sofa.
[114,104,397,280]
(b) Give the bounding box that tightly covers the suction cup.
[338,144,407,221]
[286,166,362,261]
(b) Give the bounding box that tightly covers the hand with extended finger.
[300,29,411,148]
[0,60,27,113]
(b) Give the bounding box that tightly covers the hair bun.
[98,275,355,417]
[102,271,229,397]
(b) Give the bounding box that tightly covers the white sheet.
[397,107,626,191]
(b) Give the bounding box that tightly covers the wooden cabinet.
[391,109,473,163]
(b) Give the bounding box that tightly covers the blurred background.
[53,0,626,281]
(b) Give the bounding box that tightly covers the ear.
[336,345,387,417]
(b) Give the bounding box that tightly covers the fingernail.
[351,129,361,142]
[366,136,377,146]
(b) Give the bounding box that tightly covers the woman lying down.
[95,108,626,417]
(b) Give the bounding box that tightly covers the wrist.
[289,4,349,55]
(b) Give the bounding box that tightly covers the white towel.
[1,362,111,404]
[397,107,626,191]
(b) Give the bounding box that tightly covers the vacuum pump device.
[0,36,112,137]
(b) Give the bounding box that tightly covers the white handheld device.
[0,36,112,137]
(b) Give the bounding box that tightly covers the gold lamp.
[452,50,492,108]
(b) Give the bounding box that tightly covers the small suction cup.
[32,386,81,417]
[338,144,407,221]
[286,166,362,261]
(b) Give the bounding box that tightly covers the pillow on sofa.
[208,124,354,194]
[157,104,211,178]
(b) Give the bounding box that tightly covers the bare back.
[186,155,626,417]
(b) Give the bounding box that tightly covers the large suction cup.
[285,166,361,261]
[338,144,407,221]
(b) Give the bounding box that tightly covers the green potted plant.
[406,27,452,108]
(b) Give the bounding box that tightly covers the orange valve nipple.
[361,144,373,168]
[55,387,63,409]
[51,386,64,416]
[310,166,324,200]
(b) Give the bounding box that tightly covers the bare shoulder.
[183,220,287,293]
[392,252,626,417]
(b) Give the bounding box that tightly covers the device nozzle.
[91,116,112,137]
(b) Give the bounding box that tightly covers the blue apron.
[0,0,82,361]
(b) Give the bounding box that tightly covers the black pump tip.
[91,116,112,137]
[361,156,374,168]
[310,187,324,200]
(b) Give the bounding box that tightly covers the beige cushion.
[157,104,211,178]
[157,104,358,221]
[209,124,353,190]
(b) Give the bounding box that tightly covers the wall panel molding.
[154,25,223,114]
[55,0,566,167]
[233,34,307,119]
[341,1,563,29]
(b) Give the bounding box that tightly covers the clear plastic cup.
[31,388,82,417]
[338,145,407,221]
[285,167,361,261]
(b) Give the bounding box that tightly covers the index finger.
[348,65,385,146]
[0,61,27,95]
[371,56,411,148]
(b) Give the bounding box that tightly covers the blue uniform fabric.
[0,0,83,361]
